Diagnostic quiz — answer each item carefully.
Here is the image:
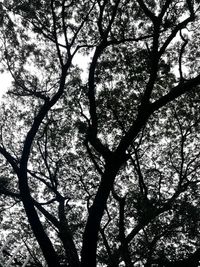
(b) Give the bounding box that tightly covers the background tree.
[1,0,200,266]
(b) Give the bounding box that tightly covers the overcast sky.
[0,53,90,100]
[0,72,12,99]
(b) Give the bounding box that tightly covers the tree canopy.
[1,0,200,266]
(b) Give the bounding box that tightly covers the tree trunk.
[58,200,80,267]
[81,159,120,267]
[19,172,61,267]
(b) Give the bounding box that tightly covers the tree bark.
[19,172,61,267]
[58,200,80,267]
[81,158,120,267]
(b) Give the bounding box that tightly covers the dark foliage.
[0,1,200,266]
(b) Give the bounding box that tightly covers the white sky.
[0,72,12,99]
[0,53,90,101]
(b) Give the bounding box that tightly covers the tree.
[1,0,200,266]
